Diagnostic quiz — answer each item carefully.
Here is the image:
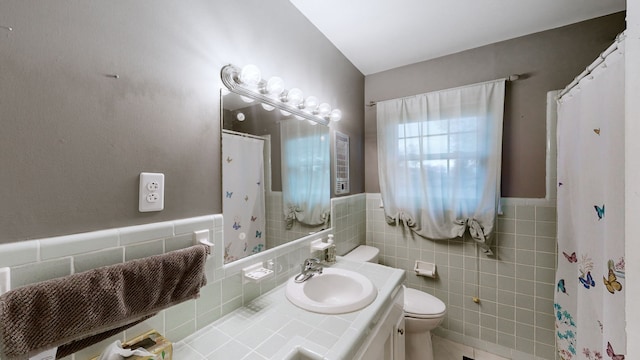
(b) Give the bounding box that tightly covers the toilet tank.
[344,245,379,263]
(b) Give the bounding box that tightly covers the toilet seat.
[403,287,446,319]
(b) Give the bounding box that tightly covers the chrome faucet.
[294,258,323,283]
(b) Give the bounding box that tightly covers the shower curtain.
[222,132,266,263]
[554,37,625,359]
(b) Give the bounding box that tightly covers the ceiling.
[289,0,626,75]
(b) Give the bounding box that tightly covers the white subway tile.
[119,222,174,245]
[173,215,215,235]
[11,257,72,288]
[40,229,118,260]
[73,247,124,273]
[0,240,38,267]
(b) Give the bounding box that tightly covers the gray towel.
[0,244,208,360]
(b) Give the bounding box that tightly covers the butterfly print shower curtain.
[222,132,266,264]
[554,37,626,359]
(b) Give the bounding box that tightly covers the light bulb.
[295,115,304,120]
[330,109,342,122]
[307,120,318,126]
[261,103,275,111]
[317,103,331,116]
[280,110,291,116]
[236,112,246,121]
[240,96,254,103]
[304,96,319,112]
[286,88,304,106]
[266,76,285,97]
[239,64,261,86]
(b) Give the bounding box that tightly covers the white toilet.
[403,286,446,360]
[344,245,447,360]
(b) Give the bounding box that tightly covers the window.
[396,116,484,211]
[283,133,329,202]
[376,80,505,253]
[280,120,330,227]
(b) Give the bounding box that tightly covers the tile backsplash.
[366,193,558,360]
[0,191,557,359]
[0,194,367,360]
[331,194,367,256]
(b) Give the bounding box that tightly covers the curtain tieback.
[455,218,494,256]
[285,205,303,230]
[321,211,330,228]
[387,210,416,232]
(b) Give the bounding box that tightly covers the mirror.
[221,91,331,264]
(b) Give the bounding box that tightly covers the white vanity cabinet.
[393,313,406,360]
[355,287,405,360]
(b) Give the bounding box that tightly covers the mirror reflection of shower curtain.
[280,120,330,228]
[222,132,266,264]
[554,37,625,359]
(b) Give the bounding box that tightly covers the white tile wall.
[0,194,368,360]
[366,193,558,360]
[331,194,367,256]
[0,191,556,359]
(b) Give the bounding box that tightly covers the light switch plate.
[139,172,165,212]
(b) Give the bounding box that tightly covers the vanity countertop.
[173,258,405,359]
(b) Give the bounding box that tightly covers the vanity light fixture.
[317,103,332,117]
[239,64,262,87]
[264,76,285,97]
[329,109,342,122]
[303,96,319,112]
[286,88,305,107]
[261,103,275,111]
[221,64,342,125]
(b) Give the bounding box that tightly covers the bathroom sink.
[285,268,377,314]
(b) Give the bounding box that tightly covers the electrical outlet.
[139,172,164,212]
[146,193,160,203]
[146,181,160,192]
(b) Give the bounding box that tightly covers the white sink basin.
[285,268,377,314]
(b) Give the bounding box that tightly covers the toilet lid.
[404,287,446,318]
[344,245,379,262]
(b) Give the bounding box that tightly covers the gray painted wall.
[0,0,364,244]
[364,12,625,197]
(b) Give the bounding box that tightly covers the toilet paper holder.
[414,260,437,278]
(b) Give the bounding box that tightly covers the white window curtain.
[280,120,330,228]
[376,80,505,254]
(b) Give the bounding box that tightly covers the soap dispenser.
[326,234,336,264]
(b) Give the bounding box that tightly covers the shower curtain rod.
[222,129,266,141]
[365,74,520,107]
[557,31,626,100]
